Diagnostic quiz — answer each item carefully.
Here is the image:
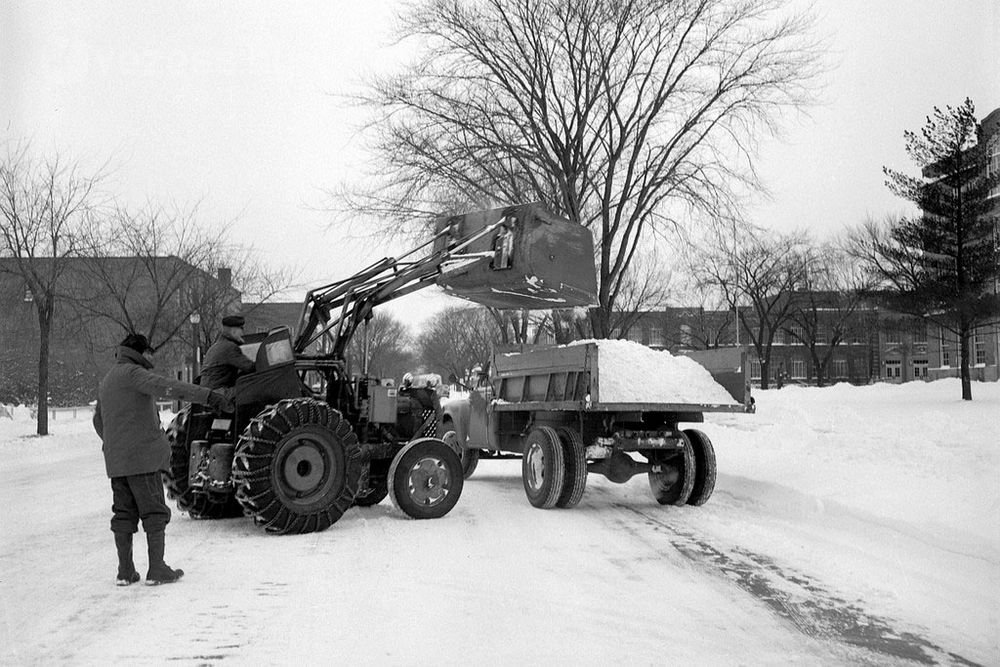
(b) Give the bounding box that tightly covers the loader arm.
[293,221,500,357]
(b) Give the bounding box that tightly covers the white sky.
[2,1,998,325]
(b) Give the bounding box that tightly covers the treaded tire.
[555,427,587,509]
[164,406,243,519]
[684,429,717,506]
[232,398,361,535]
[388,438,464,519]
[648,431,696,506]
[522,426,565,509]
[442,426,480,480]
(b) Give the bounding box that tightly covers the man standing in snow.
[199,314,254,398]
[93,332,232,586]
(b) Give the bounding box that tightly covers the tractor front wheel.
[388,438,464,519]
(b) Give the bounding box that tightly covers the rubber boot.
[145,530,184,586]
[114,532,140,586]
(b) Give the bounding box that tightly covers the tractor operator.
[200,315,255,397]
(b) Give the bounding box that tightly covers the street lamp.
[189,312,201,380]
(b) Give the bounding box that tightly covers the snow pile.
[571,338,737,405]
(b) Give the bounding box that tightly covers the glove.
[207,390,234,414]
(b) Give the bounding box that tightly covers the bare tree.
[417,305,502,383]
[0,144,104,435]
[345,0,821,338]
[692,224,810,388]
[784,243,872,386]
[345,311,416,381]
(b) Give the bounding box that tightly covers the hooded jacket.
[93,346,213,478]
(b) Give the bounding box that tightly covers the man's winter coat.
[200,334,254,390]
[93,346,213,478]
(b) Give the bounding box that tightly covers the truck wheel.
[648,431,695,506]
[556,427,587,509]
[522,426,565,509]
[164,406,243,519]
[443,427,480,479]
[388,438,464,519]
[233,398,361,534]
[684,429,717,506]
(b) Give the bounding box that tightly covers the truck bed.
[492,341,753,414]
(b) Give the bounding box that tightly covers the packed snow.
[1,379,998,665]
[570,338,739,405]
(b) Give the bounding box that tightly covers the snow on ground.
[0,379,998,665]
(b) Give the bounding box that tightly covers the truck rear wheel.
[164,406,243,519]
[233,398,361,534]
[522,426,565,509]
[684,429,717,506]
[556,427,587,509]
[388,438,464,519]
[648,432,695,506]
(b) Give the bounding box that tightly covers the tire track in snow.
[615,503,981,666]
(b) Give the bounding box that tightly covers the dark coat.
[200,334,255,390]
[93,346,213,478]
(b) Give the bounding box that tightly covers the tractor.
[162,203,597,534]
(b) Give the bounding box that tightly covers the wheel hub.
[407,457,450,506]
[526,443,545,491]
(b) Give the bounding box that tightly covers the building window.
[626,327,642,344]
[975,331,986,365]
[885,328,902,345]
[885,359,902,378]
[913,321,927,344]
[788,325,805,345]
[832,358,848,378]
[791,359,806,379]
[679,324,693,348]
[941,343,951,367]
[815,327,827,345]
[648,325,665,348]
[750,358,761,380]
[988,135,999,200]
[912,359,928,379]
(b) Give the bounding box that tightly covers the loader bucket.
[434,203,597,310]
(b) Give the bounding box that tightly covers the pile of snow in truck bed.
[569,339,737,404]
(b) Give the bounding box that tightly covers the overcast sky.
[2,1,998,325]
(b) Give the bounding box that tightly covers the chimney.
[218,267,232,288]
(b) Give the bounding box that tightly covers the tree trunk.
[759,358,770,390]
[959,327,973,401]
[36,304,51,436]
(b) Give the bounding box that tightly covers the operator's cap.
[221,315,245,327]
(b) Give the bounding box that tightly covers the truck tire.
[164,406,243,519]
[233,398,361,534]
[443,425,479,479]
[556,427,587,509]
[648,431,695,506]
[388,438,464,519]
[522,426,565,509]
[684,429,717,506]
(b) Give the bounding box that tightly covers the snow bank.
[570,338,737,404]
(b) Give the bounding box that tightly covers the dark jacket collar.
[116,346,154,369]
[221,333,244,345]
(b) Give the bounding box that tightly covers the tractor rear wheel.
[522,426,565,509]
[684,429,717,506]
[233,398,361,534]
[648,432,695,506]
[163,406,243,519]
[388,438,464,519]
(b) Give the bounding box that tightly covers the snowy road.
[1,380,997,665]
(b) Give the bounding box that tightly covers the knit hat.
[121,333,151,354]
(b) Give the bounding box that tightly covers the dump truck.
[441,341,754,508]
[162,203,597,534]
